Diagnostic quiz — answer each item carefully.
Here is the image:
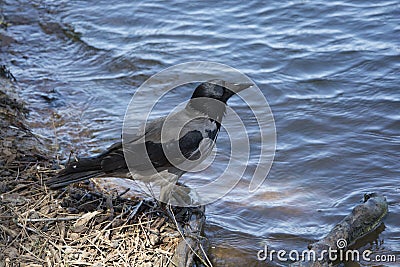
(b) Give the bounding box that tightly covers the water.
[1,0,399,265]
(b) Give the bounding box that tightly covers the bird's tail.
[46,157,104,189]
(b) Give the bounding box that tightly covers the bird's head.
[191,79,253,103]
[187,80,253,120]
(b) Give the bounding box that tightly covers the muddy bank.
[0,73,208,266]
[0,73,45,170]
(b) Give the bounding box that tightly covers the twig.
[23,216,81,222]
[2,183,32,194]
[19,243,46,263]
[155,248,174,256]
[126,200,143,222]
[85,236,107,258]
[14,167,20,180]
[15,222,36,234]
[117,187,130,198]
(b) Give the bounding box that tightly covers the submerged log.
[291,192,388,267]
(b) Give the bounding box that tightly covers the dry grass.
[0,169,190,266]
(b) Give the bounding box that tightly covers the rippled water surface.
[2,0,399,265]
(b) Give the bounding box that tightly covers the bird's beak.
[225,81,254,94]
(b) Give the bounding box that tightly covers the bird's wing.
[102,109,218,174]
[99,142,127,174]
[101,130,207,175]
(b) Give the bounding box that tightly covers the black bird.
[46,80,252,205]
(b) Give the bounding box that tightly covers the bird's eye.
[212,86,224,97]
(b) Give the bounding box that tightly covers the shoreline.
[0,73,208,266]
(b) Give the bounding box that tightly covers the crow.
[46,80,252,205]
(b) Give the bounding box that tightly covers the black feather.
[46,157,104,189]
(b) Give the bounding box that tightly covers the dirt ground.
[0,70,209,267]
